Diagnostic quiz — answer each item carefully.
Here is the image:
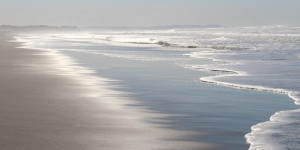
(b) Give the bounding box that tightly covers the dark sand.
[0,32,223,150]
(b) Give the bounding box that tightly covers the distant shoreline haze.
[0,24,223,30]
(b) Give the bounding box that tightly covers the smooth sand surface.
[0,32,222,150]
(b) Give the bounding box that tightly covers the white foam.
[197,63,300,150]
[177,26,300,149]
[245,109,300,150]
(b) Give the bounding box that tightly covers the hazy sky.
[0,0,299,26]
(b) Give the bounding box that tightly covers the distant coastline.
[0,24,223,32]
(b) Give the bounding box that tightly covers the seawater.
[15,25,300,149]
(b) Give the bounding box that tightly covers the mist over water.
[16,25,300,149]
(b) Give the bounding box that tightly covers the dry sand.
[0,32,222,150]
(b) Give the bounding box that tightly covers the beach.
[0,32,136,149]
[0,32,229,150]
[1,25,299,150]
[1,0,300,149]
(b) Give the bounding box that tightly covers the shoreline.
[4,30,299,149]
[0,32,222,150]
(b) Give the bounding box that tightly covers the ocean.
[15,25,300,149]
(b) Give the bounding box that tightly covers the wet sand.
[0,32,223,150]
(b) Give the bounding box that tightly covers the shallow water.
[61,46,297,149]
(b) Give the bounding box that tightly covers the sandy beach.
[2,26,298,149]
[1,0,299,149]
[0,32,223,150]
